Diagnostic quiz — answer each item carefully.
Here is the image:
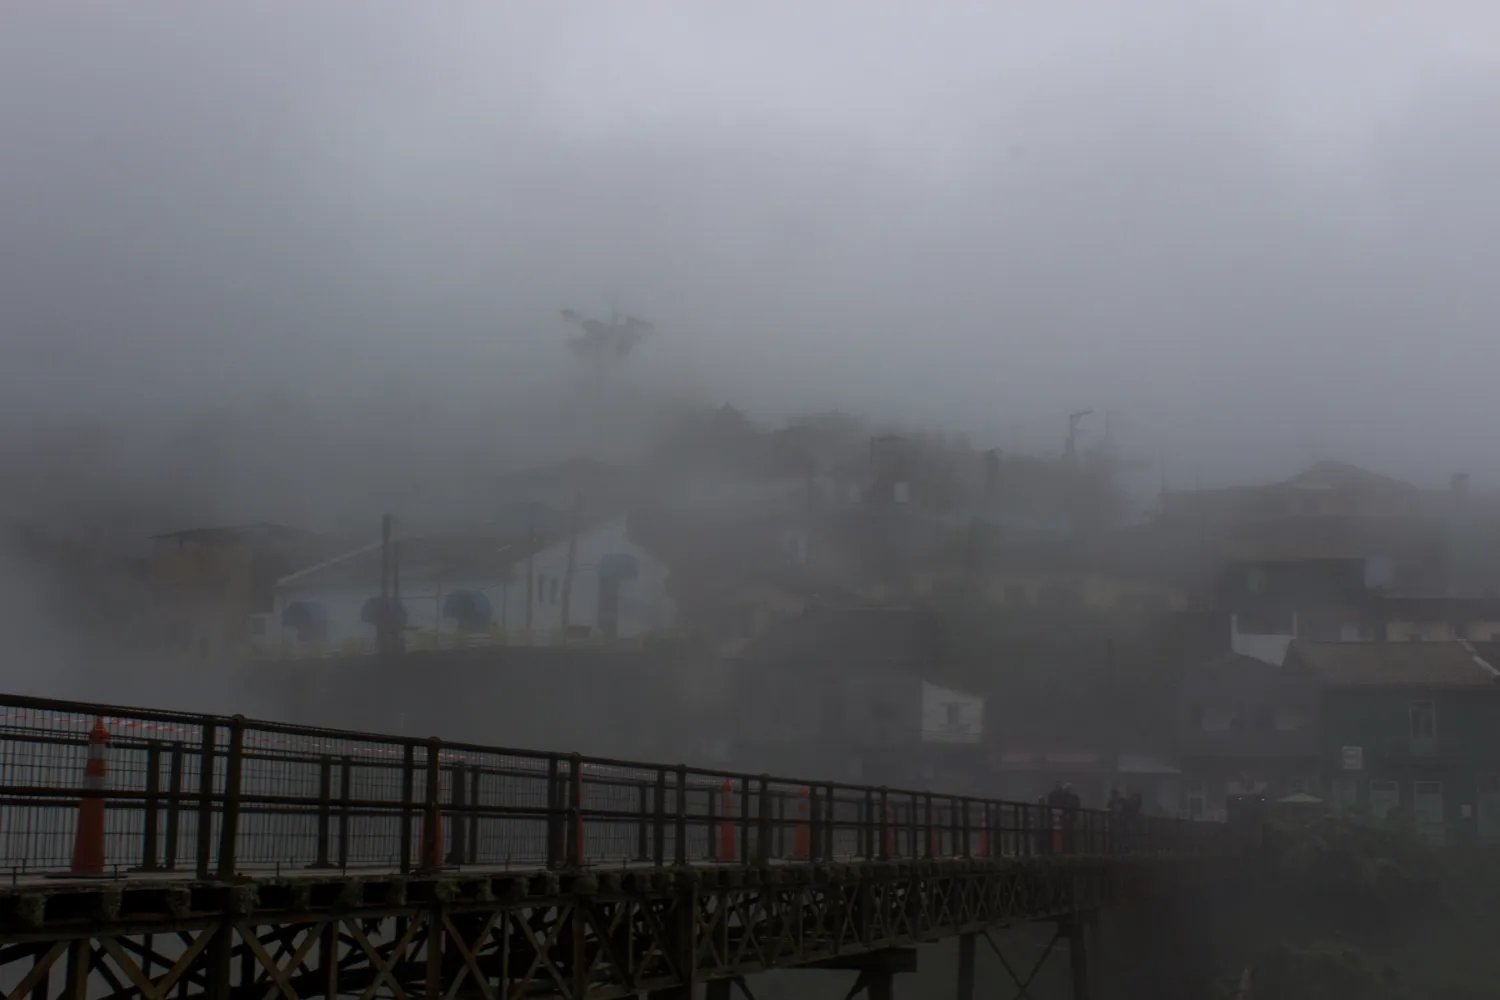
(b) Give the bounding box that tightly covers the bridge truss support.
[979,914,1093,1000]
[0,858,1199,1000]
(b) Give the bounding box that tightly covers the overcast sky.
[5,1,1500,534]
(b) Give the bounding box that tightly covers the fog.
[5,1,1500,519]
[2,2,1500,692]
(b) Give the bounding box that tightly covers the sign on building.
[1341,746,1364,771]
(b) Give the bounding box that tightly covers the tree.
[559,309,652,366]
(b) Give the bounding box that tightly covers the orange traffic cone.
[793,787,810,859]
[718,780,735,860]
[71,718,109,875]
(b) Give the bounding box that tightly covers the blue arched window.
[360,596,408,630]
[442,590,493,632]
[280,601,329,643]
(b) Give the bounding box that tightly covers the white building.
[271,515,675,650]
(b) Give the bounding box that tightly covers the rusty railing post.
[421,737,442,872]
[923,792,935,859]
[399,742,416,874]
[653,768,668,865]
[808,784,822,862]
[194,718,217,880]
[961,798,972,858]
[635,781,650,862]
[312,755,333,869]
[216,715,245,879]
[338,755,352,870]
[447,762,468,866]
[139,740,162,871]
[739,777,752,865]
[673,765,688,866]
[706,776,719,861]
[568,753,584,867]
[163,741,184,871]
[546,756,562,869]
[756,775,772,864]
[878,787,890,861]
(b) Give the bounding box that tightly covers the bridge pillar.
[1062,916,1091,1000]
[807,947,915,1000]
[956,933,976,1000]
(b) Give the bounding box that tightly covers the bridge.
[0,694,1235,1000]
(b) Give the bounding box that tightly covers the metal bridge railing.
[0,693,1229,879]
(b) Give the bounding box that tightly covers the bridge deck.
[0,692,1233,999]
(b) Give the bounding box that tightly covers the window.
[1187,781,1206,820]
[1237,608,1295,635]
[1038,580,1084,609]
[550,578,560,603]
[1410,702,1436,740]
[1274,707,1308,732]
[1413,781,1445,844]
[945,703,962,728]
[1370,780,1400,819]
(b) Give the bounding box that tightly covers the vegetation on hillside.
[1209,817,1500,999]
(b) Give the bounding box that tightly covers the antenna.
[1064,410,1093,463]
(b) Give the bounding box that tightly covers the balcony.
[1374,735,1468,762]
[1179,726,1320,759]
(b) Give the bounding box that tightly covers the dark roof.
[1288,641,1500,687]
[737,607,941,674]
[151,523,332,547]
[1280,460,1418,493]
[278,529,568,590]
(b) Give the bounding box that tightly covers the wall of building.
[936,572,1189,613]
[1385,618,1500,642]
[919,682,984,745]
[231,645,710,760]
[150,539,258,661]
[1321,688,1500,844]
[1229,614,1294,666]
[271,518,674,650]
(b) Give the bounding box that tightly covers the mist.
[1,1,1499,709]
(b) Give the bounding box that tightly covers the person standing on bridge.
[1107,788,1125,852]
[1060,782,1081,853]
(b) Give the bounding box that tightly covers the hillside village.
[15,405,1500,846]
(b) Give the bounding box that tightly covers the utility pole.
[525,506,536,632]
[1064,410,1093,465]
[391,536,403,655]
[378,514,392,656]
[559,485,583,637]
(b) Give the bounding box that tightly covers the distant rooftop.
[1288,641,1500,687]
[151,523,335,547]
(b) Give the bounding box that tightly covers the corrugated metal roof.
[1289,640,1500,687]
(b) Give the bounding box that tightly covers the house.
[149,523,342,662]
[1178,651,1321,822]
[726,608,985,790]
[1289,640,1500,844]
[269,514,674,654]
[632,508,871,656]
[1161,460,1425,522]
